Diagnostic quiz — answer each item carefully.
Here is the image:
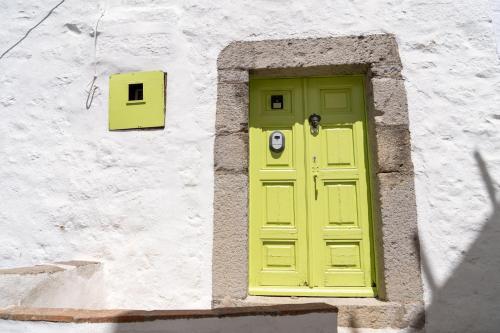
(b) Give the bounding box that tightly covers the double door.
[249,76,376,297]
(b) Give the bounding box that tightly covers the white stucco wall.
[0,262,104,308]
[1,0,500,331]
[491,0,500,56]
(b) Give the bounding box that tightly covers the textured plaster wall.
[0,0,499,330]
[491,0,500,57]
[0,261,103,308]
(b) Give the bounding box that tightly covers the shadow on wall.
[414,150,500,333]
[343,150,500,333]
[110,151,499,333]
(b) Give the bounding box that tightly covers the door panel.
[306,77,373,294]
[325,182,359,226]
[249,79,308,289]
[263,183,295,226]
[249,76,375,297]
[324,127,356,167]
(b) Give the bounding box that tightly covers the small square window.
[109,70,165,130]
[128,83,143,101]
[271,95,283,109]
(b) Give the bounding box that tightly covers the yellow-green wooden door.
[249,76,376,297]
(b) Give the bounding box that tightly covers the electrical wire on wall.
[0,0,66,60]
[85,10,105,110]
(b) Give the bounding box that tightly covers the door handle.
[313,155,319,199]
[313,174,318,200]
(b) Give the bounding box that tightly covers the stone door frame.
[212,34,424,329]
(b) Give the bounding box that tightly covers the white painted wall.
[1,0,499,331]
[491,0,500,57]
[0,262,104,308]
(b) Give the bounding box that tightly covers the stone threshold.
[225,295,394,307]
[214,296,423,330]
[0,303,337,323]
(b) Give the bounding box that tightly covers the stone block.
[216,83,249,134]
[217,42,256,69]
[218,35,401,71]
[213,172,248,299]
[376,172,423,303]
[214,132,248,172]
[374,125,414,173]
[371,78,409,126]
[218,69,249,84]
[370,61,403,79]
